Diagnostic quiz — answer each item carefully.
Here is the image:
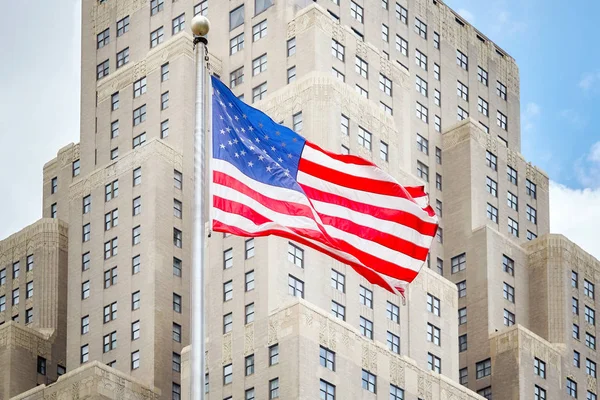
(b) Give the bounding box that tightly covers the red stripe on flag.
[304,141,376,166]
[300,184,438,236]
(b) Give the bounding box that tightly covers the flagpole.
[191,15,210,400]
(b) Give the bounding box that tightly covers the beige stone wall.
[0,219,68,399]
[11,360,158,400]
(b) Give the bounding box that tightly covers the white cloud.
[550,182,600,261]
[579,71,600,91]
[491,10,527,37]
[456,8,475,23]
[574,141,600,188]
[522,102,541,132]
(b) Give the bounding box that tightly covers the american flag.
[210,77,438,296]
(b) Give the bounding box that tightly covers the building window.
[585,279,595,299]
[478,97,489,116]
[487,203,498,223]
[245,303,255,324]
[81,344,89,364]
[132,196,142,217]
[476,358,491,379]
[586,359,597,378]
[434,63,440,80]
[428,353,441,373]
[269,378,279,399]
[573,297,580,315]
[331,301,345,320]
[567,378,577,398]
[362,370,376,393]
[103,331,117,353]
[172,293,182,313]
[172,322,182,343]
[414,17,427,39]
[173,228,182,248]
[291,112,303,132]
[150,0,164,15]
[288,275,304,298]
[381,23,389,42]
[131,225,141,245]
[522,181,537,201]
[573,323,580,340]
[533,385,546,400]
[223,280,233,302]
[102,302,118,323]
[251,20,268,43]
[318,346,336,371]
[173,199,182,218]
[131,291,141,310]
[116,47,129,68]
[587,333,596,349]
[133,77,147,100]
[457,280,466,298]
[396,3,407,23]
[223,313,233,333]
[457,106,469,121]
[508,217,519,237]
[384,301,399,324]
[384,331,399,354]
[12,262,20,279]
[80,281,89,300]
[434,115,441,132]
[427,293,440,316]
[451,253,466,273]
[585,306,596,325]
[81,315,89,334]
[245,354,255,376]
[51,177,58,194]
[478,387,492,400]
[133,105,147,126]
[320,380,335,400]
[81,252,90,271]
[357,126,372,150]
[252,82,267,103]
[497,81,507,100]
[505,192,518,212]
[269,344,279,365]
[434,31,440,49]
[25,308,33,324]
[415,76,427,97]
[434,89,441,106]
[286,66,296,84]
[497,110,508,130]
[117,16,129,36]
[416,161,429,182]
[459,368,468,385]
[131,350,140,370]
[485,152,497,172]
[457,81,469,101]
[111,92,119,110]
[504,309,515,326]
[360,316,373,339]
[526,205,537,224]
[255,0,273,14]
[456,49,468,70]
[245,270,255,291]
[396,35,408,56]
[379,74,392,95]
[458,334,468,352]
[285,37,297,57]
[415,49,427,71]
[173,257,182,277]
[427,323,441,345]
[97,59,110,80]
[132,320,140,340]
[331,39,345,61]
[416,102,428,123]
[171,13,185,35]
[534,357,546,378]
[97,28,110,48]
[458,307,467,325]
[503,282,515,303]
[478,66,488,86]
[415,135,429,157]
[350,1,364,22]
[110,120,119,139]
[252,54,267,76]
[105,180,118,202]
[285,242,304,267]
[104,267,118,289]
[358,286,374,308]
[221,363,233,385]
[355,56,368,78]
[230,33,244,54]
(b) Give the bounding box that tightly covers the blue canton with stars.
[212,76,306,193]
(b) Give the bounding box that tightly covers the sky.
[0,0,598,259]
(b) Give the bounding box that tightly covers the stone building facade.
[3,0,599,399]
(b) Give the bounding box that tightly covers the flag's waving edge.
[210,76,439,299]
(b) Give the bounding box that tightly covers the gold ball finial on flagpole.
[191,15,210,37]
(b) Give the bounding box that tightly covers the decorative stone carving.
[244,324,254,355]
[222,332,232,364]
[90,0,148,35]
[268,315,280,345]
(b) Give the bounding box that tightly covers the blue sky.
[445,0,600,189]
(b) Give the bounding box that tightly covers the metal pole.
[191,14,210,400]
